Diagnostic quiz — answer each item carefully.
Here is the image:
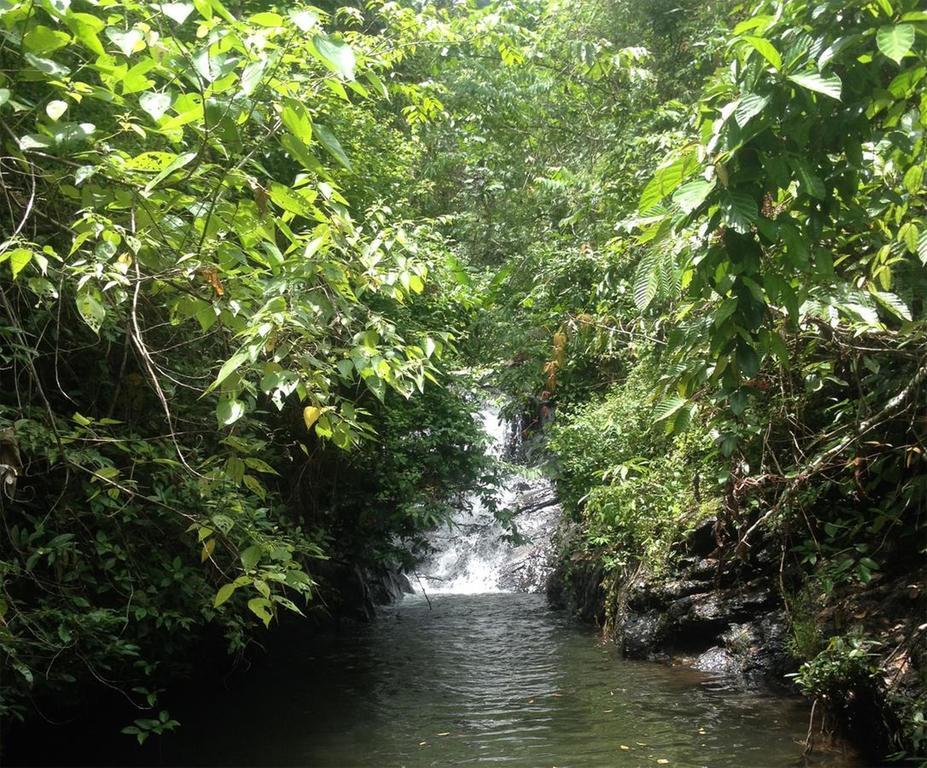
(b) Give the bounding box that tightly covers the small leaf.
[45,99,68,121]
[303,406,321,430]
[876,24,915,65]
[214,583,237,607]
[139,91,172,121]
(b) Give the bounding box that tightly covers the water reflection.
[155,593,863,768]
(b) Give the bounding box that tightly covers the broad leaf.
[742,36,781,69]
[653,396,687,423]
[76,290,106,333]
[876,24,914,64]
[139,91,172,121]
[159,3,194,23]
[633,250,660,310]
[312,35,356,81]
[303,406,321,430]
[672,179,715,214]
[787,72,842,100]
[720,190,758,233]
[734,93,769,128]
[9,248,33,279]
[143,151,196,192]
[315,124,352,170]
[214,583,236,608]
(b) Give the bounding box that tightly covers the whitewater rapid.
[414,406,561,595]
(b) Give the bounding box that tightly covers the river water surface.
[140,592,860,768]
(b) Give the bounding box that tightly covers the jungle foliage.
[0,0,492,733]
[1,0,925,757]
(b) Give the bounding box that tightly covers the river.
[79,591,858,768]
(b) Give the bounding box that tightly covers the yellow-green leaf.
[303,406,321,430]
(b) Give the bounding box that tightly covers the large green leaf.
[787,72,842,100]
[9,248,33,279]
[876,24,915,64]
[733,93,770,128]
[653,396,687,423]
[216,397,245,426]
[672,179,715,214]
[639,153,696,212]
[75,290,106,333]
[633,250,660,310]
[720,190,758,233]
[742,36,781,69]
[139,91,172,121]
[22,25,70,54]
[282,99,312,144]
[312,35,356,80]
[143,151,197,192]
[159,3,194,23]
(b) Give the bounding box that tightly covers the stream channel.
[16,410,866,768]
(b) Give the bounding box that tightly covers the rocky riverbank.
[547,517,927,764]
[548,518,792,683]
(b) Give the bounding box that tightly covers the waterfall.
[414,406,561,595]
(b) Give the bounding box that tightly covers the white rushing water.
[414,406,561,595]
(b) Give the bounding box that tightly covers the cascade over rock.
[415,407,560,595]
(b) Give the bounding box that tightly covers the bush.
[548,357,721,571]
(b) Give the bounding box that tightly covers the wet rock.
[681,557,720,581]
[546,557,606,625]
[693,646,741,676]
[621,610,668,657]
[682,517,719,558]
[368,569,415,605]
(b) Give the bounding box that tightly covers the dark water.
[128,592,860,768]
[11,592,866,767]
